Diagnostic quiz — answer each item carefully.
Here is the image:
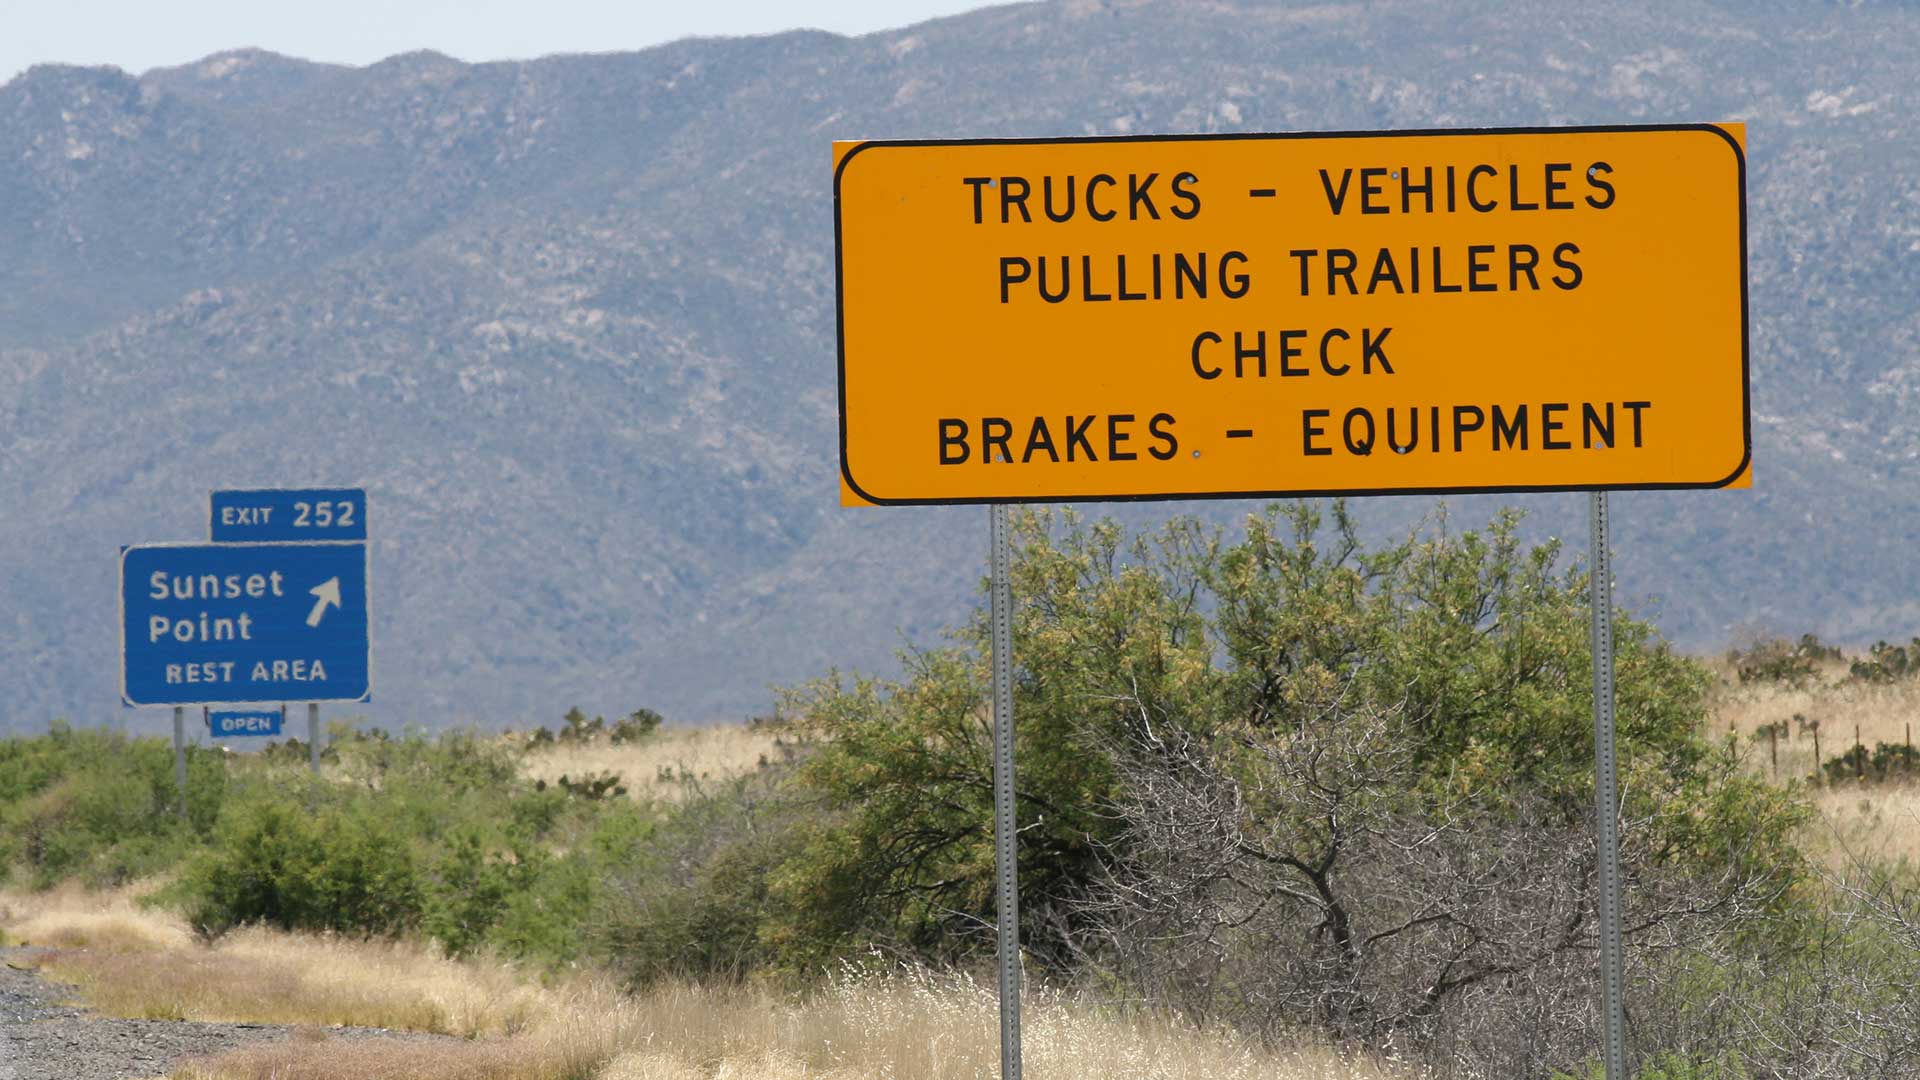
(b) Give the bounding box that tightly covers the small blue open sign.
[210,710,283,737]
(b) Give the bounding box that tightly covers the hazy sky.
[0,0,999,84]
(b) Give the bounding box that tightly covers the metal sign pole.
[1588,490,1629,1080]
[172,705,188,821]
[989,503,1023,1080]
[308,702,321,775]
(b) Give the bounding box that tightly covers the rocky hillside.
[1,0,1916,728]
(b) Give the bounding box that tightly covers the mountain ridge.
[1,0,1916,730]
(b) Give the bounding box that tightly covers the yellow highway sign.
[834,125,1749,505]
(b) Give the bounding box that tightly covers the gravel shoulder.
[0,947,448,1080]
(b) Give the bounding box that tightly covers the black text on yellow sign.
[833,125,1749,505]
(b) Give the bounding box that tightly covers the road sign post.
[1589,491,1629,1080]
[121,542,371,707]
[834,125,1748,1078]
[988,504,1022,1080]
[172,706,187,821]
[309,702,321,775]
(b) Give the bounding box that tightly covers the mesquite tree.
[782,504,1807,1074]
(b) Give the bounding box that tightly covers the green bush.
[417,826,576,958]
[0,724,224,888]
[611,708,664,744]
[486,851,596,965]
[596,767,806,985]
[1821,740,1920,784]
[534,771,627,800]
[177,790,423,939]
[776,506,1798,977]
[1729,633,1838,687]
[540,706,665,746]
[1847,638,1920,683]
[559,707,603,743]
[420,827,513,956]
[171,729,604,950]
[0,721,801,978]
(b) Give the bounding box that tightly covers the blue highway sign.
[211,488,367,543]
[121,542,370,706]
[211,710,283,737]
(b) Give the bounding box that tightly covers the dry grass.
[41,929,550,1034]
[175,967,1405,1080]
[1810,783,1920,868]
[1705,661,1920,867]
[589,968,1405,1080]
[2,888,550,1035]
[517,725,790,802]
[2,886,1405,1080]
[170,1038,554,1080]
[0,881,192,953]
[1710,662,1920,776]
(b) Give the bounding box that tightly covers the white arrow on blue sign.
[121,542,371,706]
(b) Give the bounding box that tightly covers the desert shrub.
[1848,638,1920,683]
[177,789,423,939]
[258,734,340,768]
[1063,507,1802,1068]
[779,504,1809,1074]
[332,728,517,795]
[504,782,571,838]
[558,707,604,743]
[776,647,1118,973]
[1872,741,1920,778]
[159,725,660,966]
[539,706,664,746]
[419,826,515,956]
[418,826,574,958]
[159,726,646,962]
[1820,741,1920,784]
[259,736,310,766]
[1729,633,1838,686]
[1647,854,1920,1080]
[611,708,664,744]
[597,763,808,985]
[0,721,86,804]
[1823,744,1871,783]
[326,730,543,853]
[534,771,627,800]
[0,720,814,977]
[484,848,596,964]
[0,724,224,887]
